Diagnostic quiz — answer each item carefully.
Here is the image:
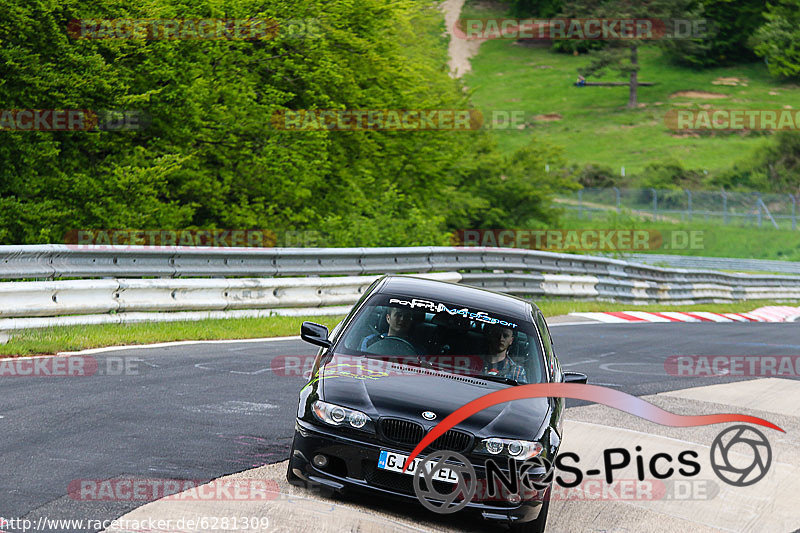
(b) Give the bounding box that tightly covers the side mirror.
[563,371,588,384]
[301,321,332,349]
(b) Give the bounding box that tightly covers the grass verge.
[1,299,796,357]
[0,315,346,357]
[556,213,800,261]
[461,1,800,174]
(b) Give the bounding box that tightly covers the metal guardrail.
[0,245,799,330]
[3,244,800,279]
[613,254,800,275]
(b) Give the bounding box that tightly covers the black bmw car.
[287,275,588,532]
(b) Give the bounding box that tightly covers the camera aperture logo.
[412,451,477,513]
[710,425,772,487]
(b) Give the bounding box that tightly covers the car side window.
[535,311,560,381]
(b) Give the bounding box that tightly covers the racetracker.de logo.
[0,356,143,377]
[453,18,707,40]
[0,109,145,131]
[68,478,279,501]
[272,354,484,379]
[65,229,277,249]
[666,109,800,131]
[454,229,704,252]
[665,355,800,377]
[66,18,319,40]
[271,109,485,131]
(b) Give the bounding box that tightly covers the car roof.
[374,275,537,323]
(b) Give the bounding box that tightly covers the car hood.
[319,355,550,440]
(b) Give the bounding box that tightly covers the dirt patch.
[532,113,562,122]
[440,0,482,78]
[670,91,728,99]
[712,77,748,86]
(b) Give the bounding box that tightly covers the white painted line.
[0,335,305,363]
[183,401,278,415]
[562,359,597,367]
[55,336,302,356]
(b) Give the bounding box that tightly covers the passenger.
[482,325,527,383]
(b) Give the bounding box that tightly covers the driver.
[360,306,420,353]
[482,325,527,383]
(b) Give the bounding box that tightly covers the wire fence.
[560,188,799,230]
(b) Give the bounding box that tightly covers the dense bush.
[574,164,620,188]
[0,0,575,245]
[712,132,800,195]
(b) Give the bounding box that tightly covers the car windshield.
[335,293,546,384]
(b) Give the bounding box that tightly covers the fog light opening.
[313,454,329,468]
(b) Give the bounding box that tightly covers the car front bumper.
[288,418,547,524]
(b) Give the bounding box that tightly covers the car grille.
[379,418,473,453]
[380,418,425,446]
[431,429,472,452]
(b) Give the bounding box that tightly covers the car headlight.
[476,438,543,460]
[312,400,373,431]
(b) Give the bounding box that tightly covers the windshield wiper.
[474,373,519,386]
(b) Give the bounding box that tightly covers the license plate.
[377,450,459,484]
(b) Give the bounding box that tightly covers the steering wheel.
[367,336,418,357]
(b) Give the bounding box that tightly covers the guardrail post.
[650,188,658,222]
[614,187,621,214]
[578,189,584,219]
[757,193,763,227]
[721,189,728,225]
[685,189,692,221]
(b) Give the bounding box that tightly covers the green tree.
[751,0,800,79]
[510,0,564,18]
[662,0,764,67]
[562,0,694,108]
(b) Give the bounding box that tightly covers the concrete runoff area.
[104,378,800,533]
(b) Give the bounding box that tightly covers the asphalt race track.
[1,322,798,532]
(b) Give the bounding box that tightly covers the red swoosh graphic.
[402,383,784,472]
